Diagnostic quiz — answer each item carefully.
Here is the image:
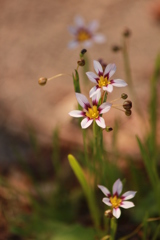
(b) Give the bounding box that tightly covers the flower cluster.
[69,59,128,129]
[98,179,136,219]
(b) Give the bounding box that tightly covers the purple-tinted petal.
[86,72,98,83]
[113,179,123,196]
[75,93,90,110]
[93,60,103,76]
[103,84,113,92]
[93,34,106,43]
[91,89,101,104]
[98,185,110,196]
[104,63,116,78]
[113,208,121,219]
[111,79,127,87]
[89,86,99,98]
[102,197,112,206]
[68,40,79,49]
[95,117,106,128]
[88,20,99,32]
[69,110,84,118]
[122,191,137,200]
[75,15,84,27]
[81,118,93,129]
[99,102,112,114]
[120,201,135,209]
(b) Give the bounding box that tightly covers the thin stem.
[48,73,71,81]
[110,218,117,240]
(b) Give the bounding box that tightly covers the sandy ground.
[0,0,160,162]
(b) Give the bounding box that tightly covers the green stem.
[110,218,117,240]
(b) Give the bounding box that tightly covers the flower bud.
[38,77,47,86]
[112,45,122,52]
[105,127,113,132]
[121,93,128,99]
[123,100,132,110]
[80,49,87,58]
[123,28,131,38]
[77,59,85,67]
[125,109,132,116]
[104,210,113,218]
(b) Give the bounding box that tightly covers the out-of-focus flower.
[98,179,136,219]
[86,60,127,98]
[69,92,111,129]
[68,16,106,49]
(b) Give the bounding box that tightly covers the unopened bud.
[121,93,128,99]
[106,127,113,132]
[123,28,131,38]
[80,49,87,58]
[125,109,132,116]
[123,100,132,110]
[38,77,47,86]
[112,45,122,52]
[104,210,113,218]
[77,59,85,67]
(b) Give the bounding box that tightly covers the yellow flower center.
[98,76,110,87]
[110,196,122,208]
[86,106,99,119]
[77,30,91,42]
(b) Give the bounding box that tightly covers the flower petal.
[113,208,121,219]
[98,185,110,196]
[68,40,79,49]
[81,118,93,129]
[68,26,77,35]
[122,191,137,200]
[95,117,106,128]
[93,60,103,76]
[103,84,113,93]
[89,86,99,98]
[111,79,128,87]
[93,34,106,43]
[69,110,84,118]
[75,15,84,27]
[102,197,112,206]
[104,63,116,78]
[91,89,101,104]
[120,201,135,209]
[99,102,112,114]
[86,72,98,83]
[113,179,123,196]
[83,40,93,48]
[88,20,99,32]
[75,93,90,110]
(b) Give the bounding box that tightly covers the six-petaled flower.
[86,60,127,98]
[68,16,106,49]
[98,179,136,219]
[69,92,111,129]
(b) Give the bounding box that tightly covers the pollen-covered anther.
[121,93,128,100]
[38,77,47,86]
[123,100,132,110]
[125,109,132,116]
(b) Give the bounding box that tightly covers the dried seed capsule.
[123,100,132,110]
[104,210,113,218]
[38,77,47,86]
[80,49,87,58]
[77,59,85,66]
[112,45,122,52]
[125,109,132,116]
[123,28,131,37]
[121,93,128,100]
[106,127,113,132]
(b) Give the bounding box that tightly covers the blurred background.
[0,0,160,239]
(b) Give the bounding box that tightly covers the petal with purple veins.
[81,118,93,129]
[113,179,123,196]
[98,185,110,196]
[69,110,84,118]
[113,208,121,219]
[111,79,128,87]
[93,60,103,76]
[104,63,116,78]
[86,72,98,84]
[95,117,106,128]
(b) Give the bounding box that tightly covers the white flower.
[98,179,136,219]
[69,92,111,129]
[68,16,106,49]
[86,60,127,98]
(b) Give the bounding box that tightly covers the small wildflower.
[86,60,127,98]
[98,179,136,219]
[69,92,111,129]
[68,16,106,49]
